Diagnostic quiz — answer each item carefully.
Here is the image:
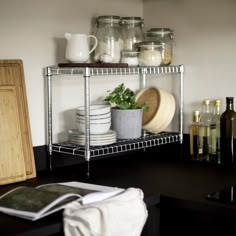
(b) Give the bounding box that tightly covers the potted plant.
[104,83,148,139]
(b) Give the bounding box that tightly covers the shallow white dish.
[76,116,111,124]
[70,138,116,146]
[76,104,111,116]
[69,129,116,139]
[76,111,111,120]
[76,121,111,135]
[68,129,117,146]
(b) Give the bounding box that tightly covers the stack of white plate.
[76,104,111,135]
[68,129,117,146]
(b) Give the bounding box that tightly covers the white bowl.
[76,111,111,120]
[77,121,111,135]
[76,104,111,116]
[77,116,111,124]
[135,87,176,133]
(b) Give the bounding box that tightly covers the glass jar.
[121,16,145,51]
[94,15,123,63]
[146,28,174,65]
[137,41,162,66]
[121,50,139,66]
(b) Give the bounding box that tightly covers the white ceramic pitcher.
[65,33,98,63]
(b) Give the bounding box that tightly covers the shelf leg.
[46,67,53,170]
[140,68,147,89]
[83,67,91,163]
[179,65,184,144]
[140,69,147,151]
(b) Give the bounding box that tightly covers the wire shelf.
[51,132,180,160]
[46,64,184,169]
[46,65,183,77]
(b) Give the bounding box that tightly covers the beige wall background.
[0,0,235,146]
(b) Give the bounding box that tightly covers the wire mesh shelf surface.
[46,65,183,77]
[51,132,180,160]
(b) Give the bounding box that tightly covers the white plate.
[69,137,117,146]
[68,129,116,139]
[68,129,117,146]
[69,135,116,142]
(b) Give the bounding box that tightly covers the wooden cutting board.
[0,86,26,184]
[0,60,36,185]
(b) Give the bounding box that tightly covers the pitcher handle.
[87,35,98,54]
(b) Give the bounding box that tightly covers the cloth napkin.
[63,187,148,236]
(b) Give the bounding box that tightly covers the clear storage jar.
[121,50,139,66]
[146,28,174,65]
[121,16,145,51]
[137,41,162,66]
[94,15,123,63]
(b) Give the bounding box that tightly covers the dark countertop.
[1,143,236,235]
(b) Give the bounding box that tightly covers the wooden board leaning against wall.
[0,59,36,185]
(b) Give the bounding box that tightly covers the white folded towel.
[63,187,148,236]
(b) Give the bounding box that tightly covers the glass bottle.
[120,16,145,51]
[94,15,123,63]
[190,110,200,161]
[198,99,213,161]
[209,99,222,164]
[220,97,236,165]
[146,28,174,65]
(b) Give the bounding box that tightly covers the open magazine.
[0,181,123,221]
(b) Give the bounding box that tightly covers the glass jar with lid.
[94,15,123,63]
[121,16,145,51]
[146,28,174,65]
[137,41,162,66]
[121,50,139,66]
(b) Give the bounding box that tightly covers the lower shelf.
[51,132,181,160]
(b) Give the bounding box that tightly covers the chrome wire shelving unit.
[45,65,184,170]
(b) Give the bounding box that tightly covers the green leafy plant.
[104,83,149,111]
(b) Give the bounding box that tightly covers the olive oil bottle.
[198,99,212,162]
[190,110,200,160]
[209,99,221,164]
[220,97,236,165]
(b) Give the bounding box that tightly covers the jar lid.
[146,28,173,38]
[121,50,139,56]
[121,17,144,25]
[137,41,163,48]
[96,15,121,23]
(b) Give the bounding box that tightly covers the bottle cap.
[203,99,211,105]
[192,110,200,123]
[214,99,221,107]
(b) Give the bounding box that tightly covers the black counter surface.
[1,143,236,235]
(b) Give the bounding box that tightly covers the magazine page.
[0,182,124,221]
[0,186,82,221]
[37,183,96,197]
[60,182,124,204]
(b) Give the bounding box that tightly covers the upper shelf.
[45,65,184,77]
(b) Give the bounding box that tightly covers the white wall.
[144,0,236,133]
[0,0,143,146]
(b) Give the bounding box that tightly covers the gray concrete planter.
[111,108,143,139]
